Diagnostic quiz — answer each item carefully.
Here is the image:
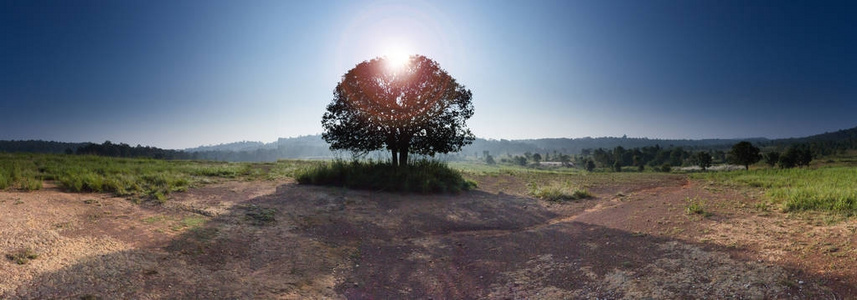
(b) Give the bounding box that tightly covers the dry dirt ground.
[1,174,855,299]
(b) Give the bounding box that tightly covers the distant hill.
[759,126,857,156]
[3,125,856,161]
[184,141,276,153]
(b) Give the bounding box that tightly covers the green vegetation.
[528,181,592,202]
[697,167,857,213]
[296,159,475,193]
[685,197,711,217]
[0,153,316,201]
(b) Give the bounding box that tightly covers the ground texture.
[1,174,855,299]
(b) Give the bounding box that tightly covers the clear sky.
[2,0,855,149]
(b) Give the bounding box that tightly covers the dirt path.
[1,176,854,299]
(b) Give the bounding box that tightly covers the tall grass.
[696,167,857,213]
[0,153,312,201]
[296,159,475,193]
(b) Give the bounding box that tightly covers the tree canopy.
[322,55,475,166]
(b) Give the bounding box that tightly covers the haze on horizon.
[2,0,855,149]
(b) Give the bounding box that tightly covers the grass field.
[695,166,857,213]
[3,153,857,214]
[0,153,318,201]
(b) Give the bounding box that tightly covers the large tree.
[322,55,475,166]
[729,141,761,170]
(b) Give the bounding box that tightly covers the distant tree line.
[0,140,87,154]
[582,145,727,172]
[1,125,855,163]
[75,141,191,159]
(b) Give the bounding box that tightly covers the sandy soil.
[1,175,855,299]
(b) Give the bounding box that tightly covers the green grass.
[296,159,476,193]
[0,153,313,202]
[695,166,857,213]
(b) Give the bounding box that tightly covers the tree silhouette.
[729,141,761,170]
[322,55,475,166]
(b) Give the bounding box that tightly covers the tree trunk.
[391,149,399,167]
[398,149,409,167]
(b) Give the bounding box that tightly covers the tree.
[485,155,496,165]
[532,153,542,164]
[729,141,761,170]
[322,55,475,166]
[585,159,596,172]
[796,147,813,167]
[780,146,812,168]
[695,152,712,171]
[778,151,796,169]
[764,152,780,167]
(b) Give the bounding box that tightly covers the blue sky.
[2,0,855,149]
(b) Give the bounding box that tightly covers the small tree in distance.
[695,152,712,171]
[321,55,475,167]
[729,141,761,170]
[585,160,596,172]
[764,151,780,167]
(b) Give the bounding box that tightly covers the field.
[2,154,856,298]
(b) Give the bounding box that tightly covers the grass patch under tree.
[296,159,475,193]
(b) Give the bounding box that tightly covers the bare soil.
[1,174,855,299]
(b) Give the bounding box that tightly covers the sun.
[382,45,412,72]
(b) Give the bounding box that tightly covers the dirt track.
[1,175,855,299]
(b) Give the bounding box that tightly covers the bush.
[660,163,672,173]
[296,159,474,193]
